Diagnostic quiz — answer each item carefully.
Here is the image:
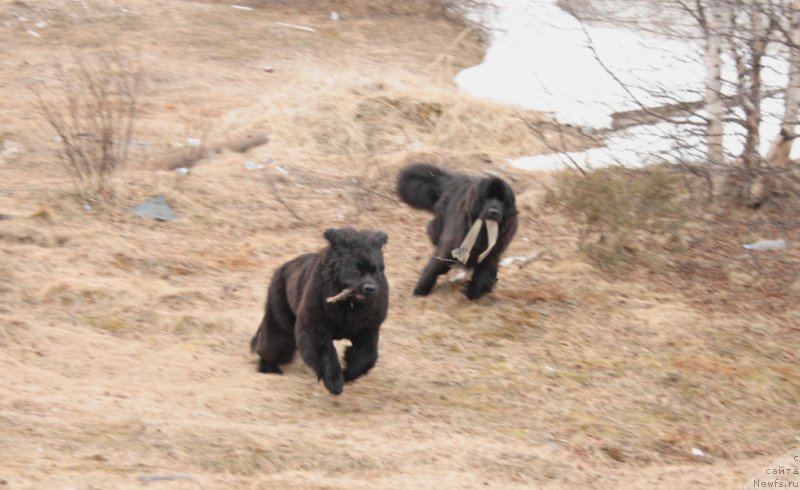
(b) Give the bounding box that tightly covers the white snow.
[510,122,705,171]
[454,0,798,169]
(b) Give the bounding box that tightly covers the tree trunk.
[705,0,726,195]
[766,0,800,167]
[742,8,766,170]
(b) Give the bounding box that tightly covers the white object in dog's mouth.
[451,219,499,264]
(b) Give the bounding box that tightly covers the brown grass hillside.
[0,1,798,488]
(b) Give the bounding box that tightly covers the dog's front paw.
[321,371,344,395]
[465,284,489,300]
[343,368,359,383]
[257,359,284,374]
[343,365,372,383]
[413,284,432,296]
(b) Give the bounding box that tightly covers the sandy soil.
[1,1,798,488]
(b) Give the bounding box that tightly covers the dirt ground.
[1,1,798,488]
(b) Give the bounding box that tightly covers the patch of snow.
[456,0,702,128]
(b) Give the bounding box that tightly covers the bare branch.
[30,51,141,198]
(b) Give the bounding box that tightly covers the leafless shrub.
[31,51,142,198]
[344,127,397,215]
[264,172,303,222]
[547,166,688,270]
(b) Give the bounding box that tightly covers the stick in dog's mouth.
[478,219,498,263]
[451,219,499,264]
[326,288,365,303]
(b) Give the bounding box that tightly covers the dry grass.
[546,166,688,270]
[211,64,583,164]
[546,166,800,316]
[206,0,471,19]
[2,152,798,488]
[0,1,798,488]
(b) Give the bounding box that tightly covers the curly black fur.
[250,228,389,395]
[397,163,517,299]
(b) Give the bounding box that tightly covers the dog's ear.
[501,180,516,209]
[324,228,342,247]
[505,183,517,213]
[372,231,388,248]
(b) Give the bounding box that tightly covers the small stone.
[0,140,22,165]
[500,256,523,267]
[263,65,274,73]
[130,196,177,221]
[244,160,265,171]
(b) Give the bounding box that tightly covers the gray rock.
[130,196,177,221]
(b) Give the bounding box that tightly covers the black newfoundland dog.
[397,163,517,299]
[250,228,389,395]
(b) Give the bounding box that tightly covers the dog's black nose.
[487,209,501,220]
[361,283,377,294]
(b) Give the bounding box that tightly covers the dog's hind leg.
[343,327,379,383]
[253,273,296,374]
[413,257,451,296]
[466,255,499,300]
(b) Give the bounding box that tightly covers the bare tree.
[766,0,800,168]
[701,0,726,191]
[704,1,724,166]
[727,2,773,173]
[579,0,798,203]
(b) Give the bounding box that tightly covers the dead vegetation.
[546,166,688,270]
[0,1,798,489]
[31,51,142,198]
[211,68,587,163]
[547,164,800,316]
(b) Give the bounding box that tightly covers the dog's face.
[475,176,516,223]
[324,228,388,299]
[479,197,504,222]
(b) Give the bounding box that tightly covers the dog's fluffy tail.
[397,163,451,212]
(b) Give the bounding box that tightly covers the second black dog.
[397,162,517,299]
[250,228,389,395]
